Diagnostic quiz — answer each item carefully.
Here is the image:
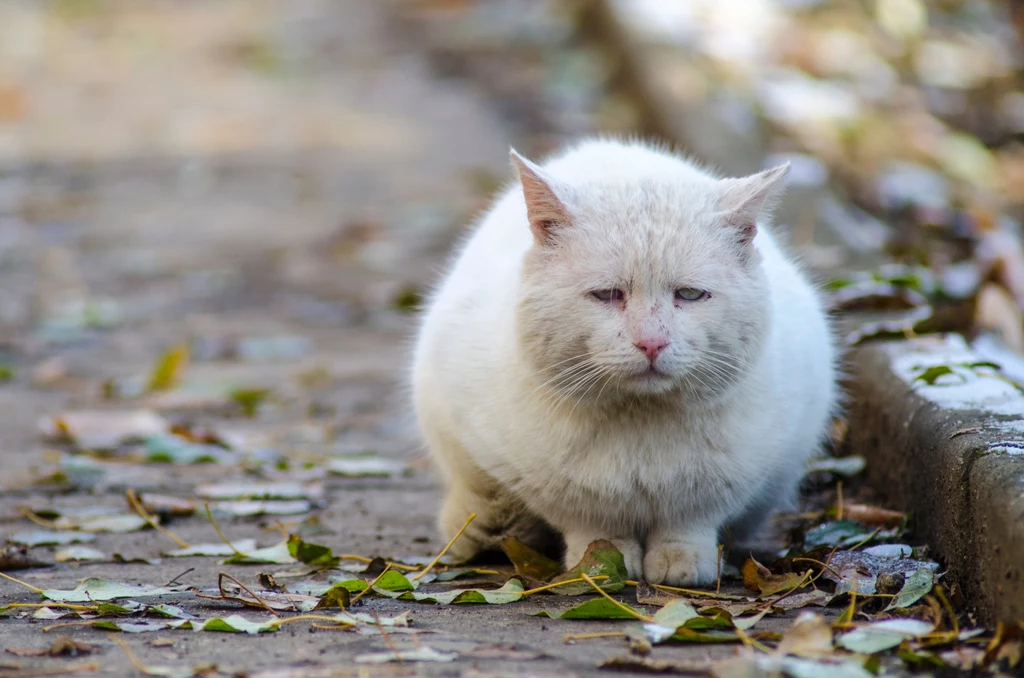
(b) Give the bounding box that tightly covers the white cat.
[412,139,838,585]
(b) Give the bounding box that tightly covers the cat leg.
[643,523,720,586]
[562,528,643,580]
[439,478,552,562]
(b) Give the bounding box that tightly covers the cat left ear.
[510,149,575,245]
[715,163,790,245]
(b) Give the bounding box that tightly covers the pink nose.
[635,339,668,361]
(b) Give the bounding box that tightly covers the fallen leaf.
[806,456,866,477]
[10,530,96,547]
[40,410,169,449]
[885,568,936,610]
[196,481,321,501]
[221,541,294,565]
[148,345,189,392]
[838,618,935,654]
[837,504,906,528]
[741,557,808,596]
[776,611,834,658]
[0,545,50,570]
[549,540,628,595]
[501,536,562,581]
[327,454,405,477]
[138,494,195,517]
[49,512,150,533]
[42,579,186,602]
[165,539,258,558]
[394,578,524,605]
[5,636,100,657]
[55,546,106,562]
[143,435,234,465]
[230,388,271,417]
[207,500,312,517]
[601,655,714,674]
[536,597,641,620]
[354,646,457,664]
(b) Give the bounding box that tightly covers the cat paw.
[563,534,643,580]
[642,541,719,586]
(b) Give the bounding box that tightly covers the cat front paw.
[642,540,719,586]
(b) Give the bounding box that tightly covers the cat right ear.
[510,149,574,244]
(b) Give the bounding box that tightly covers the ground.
[0,2,989,677]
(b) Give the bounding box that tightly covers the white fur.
[412,139,838,584]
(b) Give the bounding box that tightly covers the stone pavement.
[0,1,796,676]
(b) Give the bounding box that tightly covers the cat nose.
[635,338,668,361]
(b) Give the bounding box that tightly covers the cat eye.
[591,289,624,302]
[675,287,707,302]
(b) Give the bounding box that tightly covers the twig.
[163,567,194,587]
[267,614,355,629]
[733,624,772,654]
[765,569,814,608]
[580,573,651,621]
[374,613,402,662]
[520,575,608,596]
[847,527,882,551]
[564,631,628,643]
[716,544,724,595]
[339,554,419,572]
[0,571,44,594]
[836,481,844,520]
[204,503,246,557]
[934,585,959,637]
[349,564,393,606]
[0,663,99,677]
[17,507,60,529]
[1,602,95,612]
[649,583,738,599]
[411,512,476,582]
[217,572,280,617]
[126,489,189,549]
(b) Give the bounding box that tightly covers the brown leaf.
[137,493,195,517]
[599,655,714,674]
[635,580,679,606]
[6,637,100,657]
[776,611,834,658]
[741,557,807,596]
[500,536,562,581]
[840,503,906,528]
[0,545,50,571]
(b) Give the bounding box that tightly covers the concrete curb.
[584,0,1024,623]
[847,335,1024,623]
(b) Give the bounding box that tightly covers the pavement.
[0,1,812,676]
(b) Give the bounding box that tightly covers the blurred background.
[1,0,1024,412]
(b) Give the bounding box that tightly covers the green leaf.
[373,570,416,592]
[230,388,271,417]
[885,568,935,610]
[196,481,317,500]
[197,615,277,634]
[208,499,312,517]
[42,579,182,602]
[327,453,405,477]
[651,600,700,628]
[355,646,456,664]
[54,546,106,562]
[804,520,881,549]
[286,535,339,567]
[914,365,955,385]
[548,540,628,595]
[393,578,524,605]
[143,435,228,464]
[221,541,295,565]
[11,530,96,546]
[536,596,641,619]
[165,539,258,558]
[838,619,934,654]
[500,536,562,581]
[147,345,189,392]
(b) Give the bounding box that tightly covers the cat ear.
[715,163,790,245]
[510,149,574,244]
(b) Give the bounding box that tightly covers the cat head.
[512,146,787,404]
